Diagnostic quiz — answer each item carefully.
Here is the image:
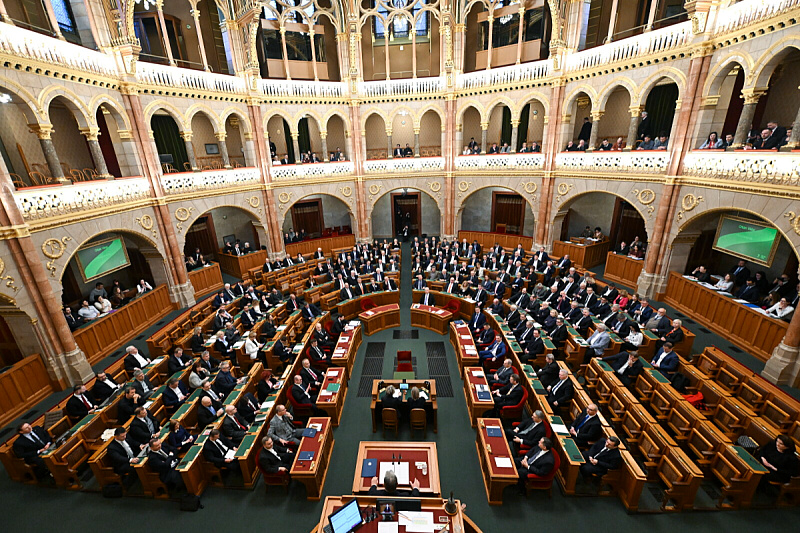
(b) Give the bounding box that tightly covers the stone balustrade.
[455,153,544,171]
[270,161,355,180]
[14,177,151,220]
[160,167,260,194]
[555,151,670,174]
[682,150,800,184]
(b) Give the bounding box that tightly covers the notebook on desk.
[362,458,377,478]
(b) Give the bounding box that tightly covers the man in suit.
[537,353,560,388]
[302,302,321,321]
[651,342,679,378]
[203,429,239,472]
[556,255,572,277]
[368,471,421,497]
[483,374,523,417]
[267,404,305,446]
[413,274,427,291]
[729,260,751,287]
[123,345,151,374]
[285,293,302,312]
[117,386,144,420]
[762,121,788,149]
[214,361,242,397]
[221,405,249,445]
[488,358,515,387]
[608,313,632,338]
[107,427,141,478]
[198,396,222,427]
[258,436,295,474]
[547,369,574,409]
[479,338,506,365]
[584,324,611,363]
[92,372,120,403]
[549,318,569,353]
[505,304,522,330]
[167,347,192,375]
[129,407,161,449]
[64,307,79,331]
[307,338,330,367]
[13,422,53,478]
[339,283,356,301]
[237,392,261,425]
[644,307,670,337]
[162,377,189,409]
[419,287,436,306]
[574,308,594,336]
[291,375,326,416]
[383,277,398,291]
[147,438,184,491]
[66,384,96,420]
[603,351,644,387]
[521,329,545,364]
[506,410,547,454]
[469,308,487,333]
[515,437,556,492]
[300,358,323,391]
[240,304,259,329]
[736,278,760,303]
[569,404,603,447]
[393,144,404,157]
[580,436,623,479]
[131,370,154,399]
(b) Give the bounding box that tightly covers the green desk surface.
[171,401,195,420]
[144,357,166,372]
[235,434,257,458]
[149,385,166,399]
[266,393,279,402]
[639,357,653,369]
[643,330,659,340]
[549,415,569,435]
[733,445,769,473]
[510,342,522,352]
[596,360,613,372]
[567,327,580,336]
[531,379,545,393]
[393,371,416,380]
[290,310,301,317]
[500,325,512,332]
[561,438,586,463]
[648,369,670,383]
[158,426,170,437]
[177,444,203,470]
[523,364,535,375]
[187,389,203,402]
[225,390,241,405]
[609,333,622,342]
[195,433,210,445]
[543,338,556,349]
[72,413,96,432]
[326,383,341,392]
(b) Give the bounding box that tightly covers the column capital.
[628,106,643,117]
[385,129,392,136]
[29,124,54,139]
[511,120,520,128]
[413,127,420,135]
[320,131,327,139]
[741,87,769,105]
[180,131,193,141]
[480,122,489,131]
[79,127,101,141]
[290,132,299,139]
[591,110,604,121]
[215,132,227,142]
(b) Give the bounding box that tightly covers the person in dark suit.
[419,287,436,306]
[258,436,294,474]
[237,392,261,425]
[123,346,151,374]
[736,278,760,303]
[488,359,515,387]
[515,437,556,492]
[547,369,574,409]
[65,384,96,421]
[331,314,347,336]
[130,370,154,399]
[129,407,161,449]
[520,329,545,364]
[162,378,189,409]
[380,385,403,413]
[651,342,679,378]
[307,338,331,366]
[198,350,220,372]
[198,396,222,427]
[92,372,120,403]
[203,429,239,472]
[147,438,184,492]
[469,308,487,333]
[213,331,233,362]
[608,313,632,339]
[302,302,321,321]
[762,122,788,150]
[12,423,53,478]
[167,348,192,375]
[107,427,141,477]
[406,386,427,412]
[273,336,293,367]
[300,358,323,390]
[569,404,603,447]
[368,471,421,497]
[577,117,592,142]
[313,322,334,350]
[291,375,326,416]
[505,410,547,454]
[256,370,281,403]
[221,405,249,445]
[214,361,242,398]
[690,265,712,283]
[729,260,751,287]
[549,318,569,353]
[603,351,644,387]
[537,354,560,388]
[166,421,195,454]
[339,283,356,300]
[755,435,800,484]
[190,327,205,354]
[580,436,623,478]
[483,374,523,418]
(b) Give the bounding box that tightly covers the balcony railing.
[364,157,445,173]
[555,151,670,174]
[359,77,444,97]
[565,21,693,73]
[270,161,354,180]
[0,23,117,77]
[136,63,247,94]
[714,0,800,36]
[457,60,550,90]
[682,150,800,185]
[455,153,544,170]
[160,167,260,194]
[14,177,150,220]
[259,79,345,98]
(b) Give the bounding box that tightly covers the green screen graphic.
[76,238,130,281]
[714,217,777,265]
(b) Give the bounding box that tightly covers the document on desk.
[471,370,484,377]
[399,511,435,533]
[494,457,513,469]
[378,523,399,533]
[379,461,410,485]
[461,335,472,340]
[550,423,570,435]
[224,450,236,461]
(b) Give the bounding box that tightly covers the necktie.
[520,422,538,435]
[79,395,92,409]
[309,368,317,380]
[122,440,133,458]
[141,380,149,393]
[233,416,246,430]
[552,379,564,394]
[208,406,216,416]
[576,414,591,429]
[144,417,154,433]
[595,447,607,458]
[215,440,228,454]
[28,432,43,445]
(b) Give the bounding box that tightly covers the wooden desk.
[450,322,479,368]
[603,252,644,291]
[339,290,401,320]
[314,496,467,533]
[285,234,355,257]
[352,441,440,496]
[476,418,518,505]
[552,239,610,269]
[664,272,786,361]
[411,289,476,321]
[290,417,334,500]
[458,230,533,253]
[187,262,224,297]
[331,324,362,377]
[316,368,347,426]
[371,379,438,433]
[463,367,494,427]
[217,250,268,281]
[359,304,401,336]
[548,414,586,495]
[410,304,453,335]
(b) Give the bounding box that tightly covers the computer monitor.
[399,383,409,391]
[329,498,363,533]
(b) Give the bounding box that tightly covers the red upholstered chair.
[324,321,334,335]
[361,298,377,312]
[287,391,314,421]
[397,351,412,362]
[396,351,413,372]
[524,450,560,497]
[445,299,461,314]
[490,366,519,390]
[500,386,528,421]
[255,446,291,493]
[517,421,553,455]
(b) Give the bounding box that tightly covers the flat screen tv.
[75,236,131,282]
[712,215,779,267]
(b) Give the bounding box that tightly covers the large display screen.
[712,215,779,267]
[75,237,131,282]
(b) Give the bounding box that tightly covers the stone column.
[0,0,12,24]
[156,0,177,66]
[81,128,111,179]
[280,26,291,80]
[510,120,520,153]
[485,15,494,70]
[763,308,800,386]
[309,29,319,81]
[290,132,301,162]
[242,133,256,167]
[30,125,67,183]
[625,107,641,151]
[189,1,210,71]
[606,0,620,42]
[455,125,463,156]
[216,132,231,168]
[480,123,488,154]
[645,0,659,31]
[181,132,198,171]
[732,88,767,148]
[387,129,394,159]
[42,0,64,40]
[321,131,329,162]
[587,111,603,151]
[784,105,800,151]
[247,103,282,254]
[516,5,525,64]
[413,126,421,158]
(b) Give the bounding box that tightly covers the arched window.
[373,0,429,41]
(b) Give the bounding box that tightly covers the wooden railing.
[73,285,175,364]
[187,262,223,297]
[603,252,644,290]
[0,354,54,428]
[285,235,356,258]
[217,250,268,281]
[457,230,533,252]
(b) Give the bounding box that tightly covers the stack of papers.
[461,334,472,340]
[471,370,484,377]
[398,511,435,533]
[551,423,570,435]
[494,457,513,468]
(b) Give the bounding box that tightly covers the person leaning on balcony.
[637,135,655,150]
[500,142,511,153]
[699,131,724,149]
[403,143,413,157]
[653,134,669,150]
[488,142,500,154]
[721,133,735,149]
[335,147,345,161]
[463,145,472,155]
[597,139,612,151]
[468,137,479,152]
[393,144,404,157]
[576,140,587,151]
[611,136,626,151]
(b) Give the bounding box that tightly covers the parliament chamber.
[1,0,800,531]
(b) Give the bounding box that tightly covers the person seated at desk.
[488,358,515,387]
[224,322,241,346]
[767,297,795,320]
[307,338,331,367]
[189,361,212,390]
[167,421,194,454]
[536,353,559,387]
[258,436,295,474]
[107,427,141,479]
[407,386,427,412]
[756,435,800,484]
[214,331,234,362]
[244,335,264,365]
[483,374,523,418]
[736,278,760,303]
[469,307,487,335]
[331,314,347,337]
[257,370,281,403]
[273,335,294,368]
[488,298,504,316]
[92,371,120,403]
[214,361,243,398]
[63,306,80,331]
[580,436,622,479]
[542,309,559,334]
[13,422,53,479]
[690,265,712,283]
[547,369,574,409]
[267,288,284,306]
[569,403,603,447]
[203,429,239,473]
[196,350,219,373]
[285,293,302,312]
[291,375,326,416]
[117,385,145,422]
[167,347,192,375]
[603,351,644,387]
[267,404,305,446]
[197,396,223,427]
[632,298,654,325]
[221,405,249,445]
[66,384,97,420]
[300,358,323,391]
[585,323,611,363]
[479,338,506,366]
[147,438,185,492]
[651,342,679,378]
[302,302,321,321]
[240,304,259,329]
[380,385,403,414]
[190,326,205,354]
[369,471,421,497]
[213,308,233,330]
[312,322,334,351]
[515,437,556,493]
[77,300,99,323]
[619,322,643,352]
[506,410,547,455]
[419,287,436,306]
[644,308,670,337]
[658,319,684,350]
[162,377,189,409]
[573,308,593,336]
[129,406,161,450]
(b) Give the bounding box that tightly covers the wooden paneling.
[552,239,611,269]
[285,235,356,258]
[603,252,644,291]
[664,272,787,362]
[187,262,223,297]
[73,286,175,365]
[0,354,54,428]
[457,231,533,252]
[217,250,268,280]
